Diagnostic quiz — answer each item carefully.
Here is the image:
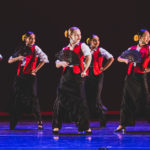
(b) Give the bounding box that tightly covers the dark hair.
[25,31,35,37]
[86,34,100,45]
[91,34,99,39]
[138,29,148,37]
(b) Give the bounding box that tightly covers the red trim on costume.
[17,45,38,76]
[127,45,150,75]
[86,48,103,75]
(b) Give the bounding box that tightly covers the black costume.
[52,42,91,132]
[9,44,49,129]
[120,45,150,126]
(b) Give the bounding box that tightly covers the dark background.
[0,0,149,113]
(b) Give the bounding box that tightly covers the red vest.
[17,45,38,76]
[87,48,103,75]
[63,43,84,74]
[128,45,150,75]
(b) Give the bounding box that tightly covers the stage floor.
[0,121,150,149]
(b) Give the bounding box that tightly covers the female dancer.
[52,27,92,134]
[115,29,150,132]
[8,32,49,130]
[85,35,114,127]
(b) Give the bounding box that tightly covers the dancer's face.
[139,31,150,45]
[28,34,36,46]
[90,36,100,49]
[24,37,29,45]
[70,29,81,44]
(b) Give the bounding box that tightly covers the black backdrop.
[0,0,150,113]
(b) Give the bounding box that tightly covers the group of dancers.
[0,27,150,135]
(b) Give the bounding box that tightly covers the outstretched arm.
[8,56,24,64]
[117,56,129,64]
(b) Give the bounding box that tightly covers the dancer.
[8,32,49,130]
[115,29,150,132]
[85,34,114,127]
[52,27,92,134]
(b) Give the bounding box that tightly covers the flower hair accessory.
[86,38,90,44]
[133,34,139,42]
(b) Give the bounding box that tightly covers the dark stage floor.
[0,120,150,149]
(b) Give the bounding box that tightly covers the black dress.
[52,67,90,132]
[9,45,42,129]
[120,45,150,126]
[120,71,149,126]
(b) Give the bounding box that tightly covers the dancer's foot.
[52,128,59,134]
[85,128,92,135]
[38,121,43,130]
[114,125,125,132]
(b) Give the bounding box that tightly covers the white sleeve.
[81,43,91,56]
[0,54,3,59]
[35,45,49,63]
[8,56,12,60]
[100,47,113,59]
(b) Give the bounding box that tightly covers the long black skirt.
[85,73,107,122]
[10,74,41,129]
[52,67,90,131]
[120,72,150,126]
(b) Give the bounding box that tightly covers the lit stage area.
[1,120,150,149]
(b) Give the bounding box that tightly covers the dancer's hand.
[31,70,36,76]
[81,71,87,77]
[61,61,69,67]
[99,67,104,71]
[144,67,150,73]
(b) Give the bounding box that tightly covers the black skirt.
[85,73,107,119]
[10,73,41,118]
[120,72,150,126]
[52,67,90,131]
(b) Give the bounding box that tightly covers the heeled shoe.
[52,128,59,134]
[114,125,125,133]
[38,121,43,130]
